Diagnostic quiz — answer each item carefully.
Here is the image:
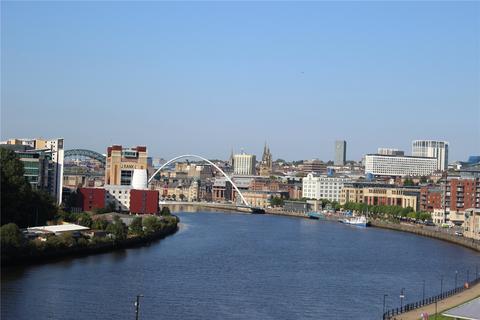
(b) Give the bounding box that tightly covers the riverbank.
[370,220,480,252]
[1,217,179,266]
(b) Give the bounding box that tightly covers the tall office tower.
[334,140,346,166]
[233,152,256,175]
[412,140,449,171]
[105,145,148,185]
[2,138,64,204]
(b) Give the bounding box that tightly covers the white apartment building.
[302,173,350,202]
[104,185,132,211]
[364,154,437,177]
[412,140,449,171]
[233,153,256,175]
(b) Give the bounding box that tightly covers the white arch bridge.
[148,154,264,213]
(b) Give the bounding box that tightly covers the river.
[2,211,479,319]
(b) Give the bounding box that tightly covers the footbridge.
[148,154,264,213]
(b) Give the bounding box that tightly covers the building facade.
[2,138,64,204]
[233,153,256,175]
[334,140,346,166]
[412,140,449,171]
[364,154,437,177]
[302,173,350,202]
[130,189,159,214]
[105,145,148,185]
[78,188,106,212]
[340,183,420,211]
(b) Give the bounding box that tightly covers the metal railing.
[383,277,480,320]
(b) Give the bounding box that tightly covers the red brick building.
[78,188,106,211]
[420,186,443,212]
[446,178,480,212]
[130,189,159,214]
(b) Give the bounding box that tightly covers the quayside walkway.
[389,281,480,320]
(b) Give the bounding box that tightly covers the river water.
[2,211,479,319]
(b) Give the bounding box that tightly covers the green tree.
[129,217,144,236]
[143,216,162,234]
[76,213,93,228]
[160,207,171,216]
[1,148,57,227]
[270,196,284,207]
[92,218,109,230]
[106,218,128,240]
[0,223,24,249]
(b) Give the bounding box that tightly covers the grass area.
[418,315,450,320]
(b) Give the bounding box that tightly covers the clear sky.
[1,1,479,162]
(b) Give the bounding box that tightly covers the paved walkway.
[393,282,480,319]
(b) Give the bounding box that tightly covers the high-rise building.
[259,142,273,176]
[105,145,148,185]
[412,140,449,171]
[2,138,64,204]
[233,153,256,175]
[334,140,346,166]
[364,154,437,177]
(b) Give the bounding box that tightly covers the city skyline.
[1,1,479,161]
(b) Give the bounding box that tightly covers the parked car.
[455,231,463,237]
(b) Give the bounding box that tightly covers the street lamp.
[383,294,388,315]
[440,275,443,295]
[422,280,425,301]
[400,288,405,310]
[455,270,458,289]
[135,294,144,320]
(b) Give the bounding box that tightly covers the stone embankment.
[370,220,480,252]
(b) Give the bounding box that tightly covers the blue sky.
[1,1,479,161]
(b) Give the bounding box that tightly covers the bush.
[92,218,108,230]
[160,207,171,216]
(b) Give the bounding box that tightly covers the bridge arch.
[148,155,250,207]
[65,149,106,165]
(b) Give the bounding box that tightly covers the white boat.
[344,216,368,227]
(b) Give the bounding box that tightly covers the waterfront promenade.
[395,282,480,320]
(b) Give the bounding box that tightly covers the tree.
[270,197,284,207]
[76,213,93,228]
[179,194,185,201]
[106,217,128,240]
[160,207,171,216]
[1,223,24,250]
[92,218,108,230]
[129,217,143,236]
[143,216,162,234]
[1,148,57,227]
[171,194,177,201]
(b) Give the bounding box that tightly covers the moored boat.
[307,212,325,220]
[344,216,367,227]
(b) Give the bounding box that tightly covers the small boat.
[344,216,367,227]
[308,212,325,220]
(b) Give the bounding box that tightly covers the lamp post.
[135,294,144,320]
[422,280,425,301]
[400,288,405,310]
[440,275,443,296]
[383,294,388,315]
[455,270,458,289]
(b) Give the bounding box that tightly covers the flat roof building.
[365,154,437,177]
